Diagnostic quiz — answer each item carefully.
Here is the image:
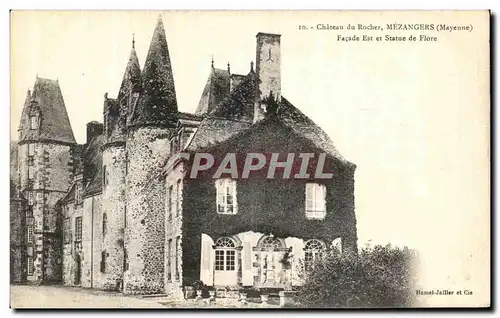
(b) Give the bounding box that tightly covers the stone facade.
[101,144,126,291]
[12,17,357,298]
[16,141,73,283]
[124,126,172,294]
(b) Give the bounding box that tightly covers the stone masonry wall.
[18,142,72,283]
[164,161,184,297]
[99,145,126,291]
[124,126,172,294]
[10,198,26,283]
[82,194,102,288]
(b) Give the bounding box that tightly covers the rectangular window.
[175,236,180,280]
[28,166,34,180]
[124,205,127,228]
[75,217,82,242]
[305,183,327,219]
[167,185,173,220]
[167,239,172,281]
[28,192,34,206]
[215,179,237,215]
[100,251,106,273]
[28,143,35,155]
[123,248,129,271]
[176,180,182,217]
[215,250,225,271]
[305,251,314,271]
[64,218,71,244]
[30,116,38,130]
[27,257,34,276]
[28,143,35,165]
[102,213,107,238]
[27,225,34,243]
[225,250,236,271]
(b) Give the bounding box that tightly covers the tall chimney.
[254,32,281,123]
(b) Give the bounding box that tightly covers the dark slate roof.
[279,97,346,162]
[82,134,105,197]
[188,96,348,163]
[208,71,257,122]
[18,77,76,144]
[60,183,75,204]
[195,68,231,115]
[117,47,141,101]
[186,117,251,151]
[104,98,126,143]
[128,18,178,127]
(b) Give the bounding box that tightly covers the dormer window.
[30,115,38,130]
[305,183,327,219]
[216,178,237,215]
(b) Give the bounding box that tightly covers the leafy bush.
[295,244,418,308]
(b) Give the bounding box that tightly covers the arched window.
[214,237,237,271]
[304,239,326,271]
[261,236,283,249]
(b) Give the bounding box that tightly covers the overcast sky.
[11,11,489,301]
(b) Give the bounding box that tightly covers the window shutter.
[200,234,214,286]
[305,183,313,212]
[242,241,253,286]
[216,180,224,213]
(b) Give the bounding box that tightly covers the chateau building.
[10,17,357,296]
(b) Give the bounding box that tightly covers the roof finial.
[211,55,214,69]
[227,62,231,74]
[132,33,135,49]
[250,61,254,72]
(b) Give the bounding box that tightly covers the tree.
[295,244,418,308]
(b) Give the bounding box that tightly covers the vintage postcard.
[9,10,490,308]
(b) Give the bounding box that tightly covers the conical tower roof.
[18,77,76,145]
[128,17,178,127]
[118,41,141,101]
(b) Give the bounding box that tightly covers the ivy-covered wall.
[180,120,357,285]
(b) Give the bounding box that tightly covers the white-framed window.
[176,179,182,217]
[304,239,326,271]
[30,116,38,130]
[27,256,34,276]
[214,237,237,271]
[28,191,34,206]
[28,166,34,180]
[27,225,34,243]
[28,143,35,156]
[215,178,237,215]
[75,217,82,242]
[305,183,327,219]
